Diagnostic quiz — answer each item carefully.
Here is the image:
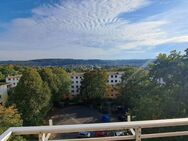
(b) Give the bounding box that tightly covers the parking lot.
[50,105,102,125]
[48,105,104,139]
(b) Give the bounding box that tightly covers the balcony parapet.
[1,118,188,141]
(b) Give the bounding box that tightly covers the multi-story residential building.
[5,75,22,88]
[107,72,124,85]
[69,73,84,97]
[69,71,124,99]
[107,72,124,99]
[0,83,8,105]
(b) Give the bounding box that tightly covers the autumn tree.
[0,105,26,141]
[8,68,51,125]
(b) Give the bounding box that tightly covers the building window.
[76,76,78,79]
[76,81,79,83]
[76,85,79,88]
[71,76,74,79]
[71,90,74,93]
[111,80,113,83]
[115,75,117,78]
[111,75,113,78]
[71,86,74,88]
[115,80,117,82]
[76,90,79,92]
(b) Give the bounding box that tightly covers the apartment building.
[69,71,124,98]
[0,83,8,105]
[5,75,22,88]
[107,72,124,98]
[69,73,84,97]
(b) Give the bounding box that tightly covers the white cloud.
[0,0,188,60]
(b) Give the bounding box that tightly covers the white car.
[78,132,91,138]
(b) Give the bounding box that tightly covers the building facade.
[69,71,124,99]
[5,75,22,88]
[107,72,124,99]
[0,84,8,105]
[69,73,84,97]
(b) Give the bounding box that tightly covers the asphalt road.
[48,105,103,139]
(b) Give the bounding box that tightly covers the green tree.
[0,71,4,80]
[0,105,26,141]
[0,65,17,76]
[119,68,152,108]
[51,68,71,103]
[8,69,51,125]
[80,70,108,103]
[39,68,59,103]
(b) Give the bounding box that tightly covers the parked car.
[77,132,91,138]
[106,131,116,136]
[95,131,106,137]
[115,131,125,136]
[106,131,126,137]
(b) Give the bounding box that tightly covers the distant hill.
[0,59,154,67]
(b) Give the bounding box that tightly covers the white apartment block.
[69,71,124,97]
[108,72,124,86]
[5,75,22,88]
[69,73,84,96]
[0,84,8,105]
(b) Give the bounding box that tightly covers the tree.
[80,70,108,103]
[0,65,17,76]
[39,68,59,103]
[51,68,71,103]
[119,68,152,108]
[119,49,188,121]
[0,105,26,141]
[8,68,51,125]
[0,71,4,80]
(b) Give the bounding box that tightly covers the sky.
[0,0,188,60]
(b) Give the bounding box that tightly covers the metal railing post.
[45,119,53,141]
[127,115,135,136]
[39,133,46,141]
[135,128,141,141]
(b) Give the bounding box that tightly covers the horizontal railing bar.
[0,128,13,141]
[2,118,188,141]
[142,131,188,139]
[48,131,188,141]
[49,135,135,141]
[11,118,188,135]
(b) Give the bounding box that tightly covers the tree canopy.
[119,49,188,121]
[8,68,51,125]
[0,105,26,141]
[80,70,108,103]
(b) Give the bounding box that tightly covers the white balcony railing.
[1,118,188,141]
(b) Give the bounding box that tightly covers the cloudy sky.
[0,0,188,60]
